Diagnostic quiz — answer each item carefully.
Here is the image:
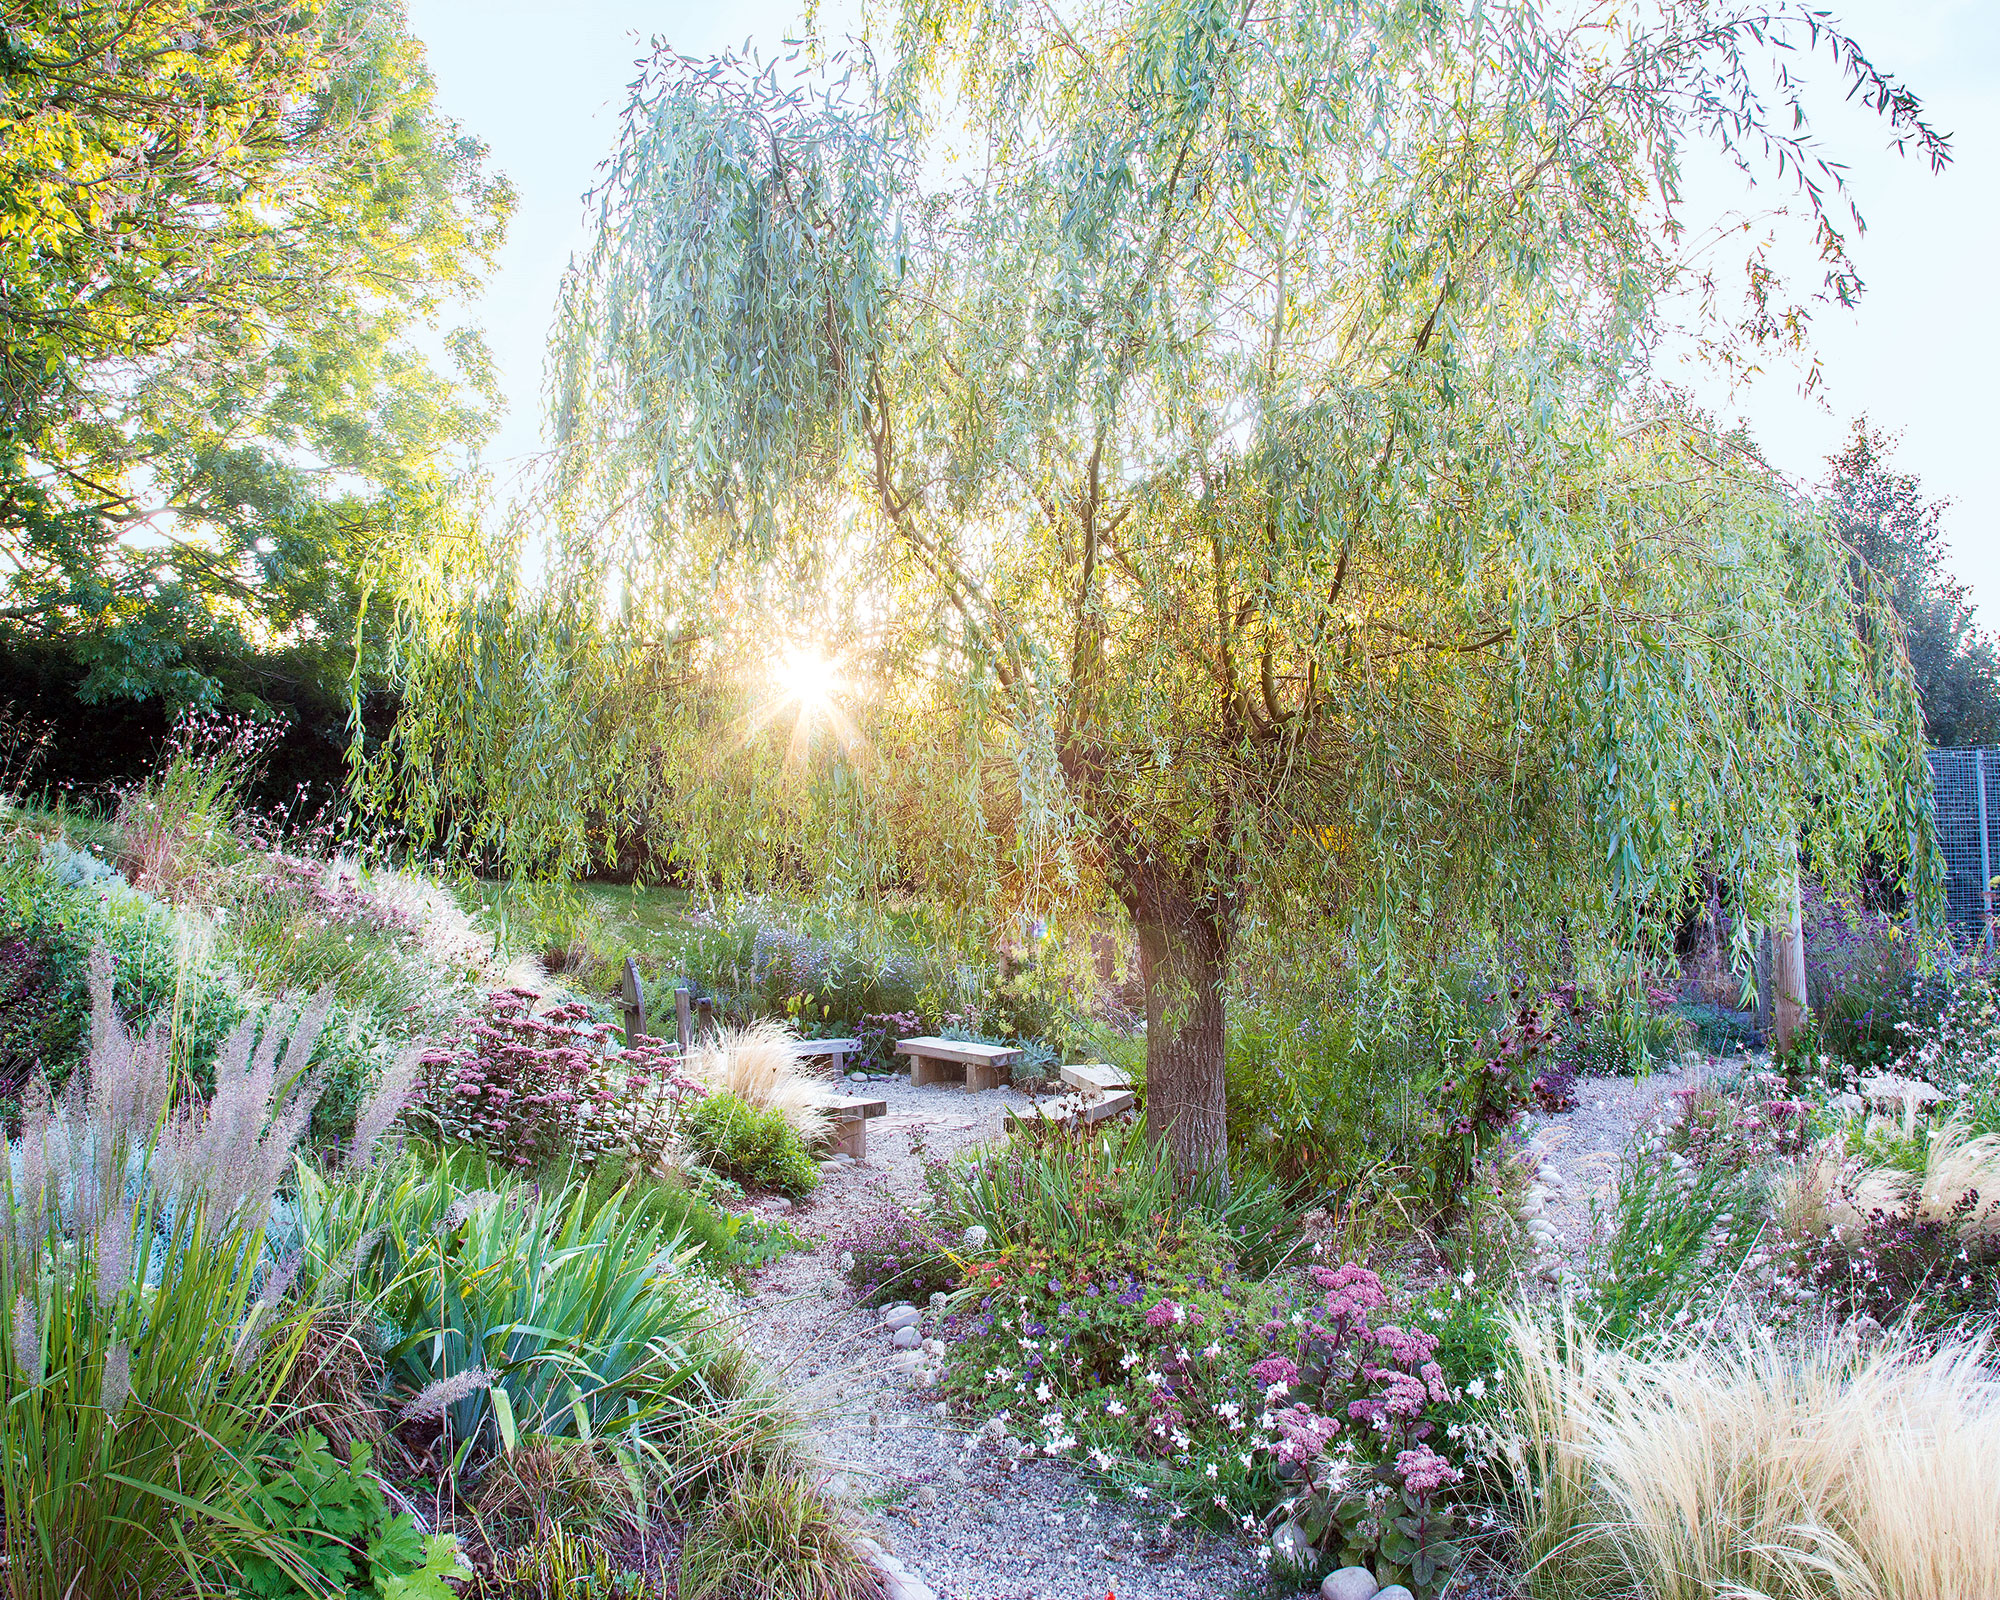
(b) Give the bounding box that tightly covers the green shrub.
[560,1153,804,1275]
[239,1430,468,1600]
[682,1091,820,1198]
[1224,1002,1447,1196]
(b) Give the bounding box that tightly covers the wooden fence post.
[619,956,646,1049]
[675,987,692,1054]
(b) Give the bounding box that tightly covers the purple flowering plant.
[420,990,704,1170]
[833,1203,959,1306]
[1255,1263,1467,1597]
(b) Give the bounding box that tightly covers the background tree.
[1825,422,2000,750]
[371,0,1944,1179]
[0,0,511,707]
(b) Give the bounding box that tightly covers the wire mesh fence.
[1928,746,2000,953]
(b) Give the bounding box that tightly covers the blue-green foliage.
[0,835,247,1090]
[290,1154,721,1468]
[0,830,412,1139]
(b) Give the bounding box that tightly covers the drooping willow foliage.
[359,0,1946,1173]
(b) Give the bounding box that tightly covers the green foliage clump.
[290,1155,718,1464]
[682,1092,821,1199]
[239,1430,468,1600]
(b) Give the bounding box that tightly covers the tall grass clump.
[111,711,273,901]
[685,1019,829,1145]
[0,951,325,1599]
[1508,1309,2000,1600]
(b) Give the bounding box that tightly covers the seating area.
[893,1036,1023,1091]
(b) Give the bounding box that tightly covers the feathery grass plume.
[94,1200,132,1310]
[10,1294,39,1382]
[100,1339,130,1416]
[11,1081,49,1263]
[1506,1308,2000,1600]
[1917,1121,2000,1245]
[346,1047,420,1173]
[687,1020,830,1145]
[157,989,331,1236]
[399,1367,496,1425]
[436,1190,500,1233]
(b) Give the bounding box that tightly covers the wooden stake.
[619,956,646,1049]
[675,987,692,1054]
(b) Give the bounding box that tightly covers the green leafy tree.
[369,0,1944,1178]
[0,0,512,704]
[1825,421,2000,750]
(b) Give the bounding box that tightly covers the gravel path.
[729,1074,1264,1600]
[1514,1056,1730,1269]
[731,1057,1736,1598]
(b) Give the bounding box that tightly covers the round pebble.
[884,1304,922,1331]
[1321,1567,1379,1600]
[891,1324,922,1349]
[1374,1587,1416,1600]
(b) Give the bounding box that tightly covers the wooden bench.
[796,1037,863,1076]
[894,1036,1022,1091]
[1059,1062,1132,1095]
[1015,1089,1135,1129]
[823,1096,888,1159]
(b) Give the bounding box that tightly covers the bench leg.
[966,1061,1009,1092]
[831,1118,866,1160]
[910,1055,938,1087]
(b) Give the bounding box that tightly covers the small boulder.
[766,1196,795,1214]
[1321,1567,1379,1600]
[884,1304,922,1332]
[1270,1520,1312,1568]
[891,1325,922,1349]
[1374,1587,1416,1600]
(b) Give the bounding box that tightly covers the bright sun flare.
[772,645,838,710]
[745,643,861,764]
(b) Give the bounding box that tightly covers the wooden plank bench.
[823,1096,888,1160]
[796,1037,863,1076]
[1059,1062,1132,1096]
[1015,1089,1135,1130]
[894,1036,1022,1091]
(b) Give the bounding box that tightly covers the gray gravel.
[728,1072,1266,1600]
[1515,1056,1732,1269]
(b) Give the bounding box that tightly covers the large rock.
[883,1304,922,1331]
[1322,1568,1379,1600]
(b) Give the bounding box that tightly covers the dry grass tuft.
[276,1304,385,1451]
[472,1437,637,1539]
[1781,1118,2000,1250]
[1508,1307,2000,1600]
[686,1020,829,1146]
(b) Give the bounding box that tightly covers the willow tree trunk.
[1117,855,1234,1184]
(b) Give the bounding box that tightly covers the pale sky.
[407,0,1999,621]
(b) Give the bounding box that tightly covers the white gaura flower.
[1036,1380,1052,1403]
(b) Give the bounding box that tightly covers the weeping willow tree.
[362,0,1945,1179]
